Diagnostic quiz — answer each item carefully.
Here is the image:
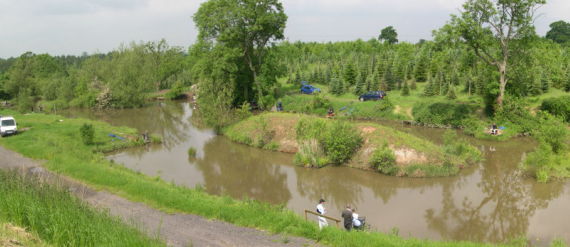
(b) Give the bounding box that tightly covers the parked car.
[301,84,321,94]
[0,116,17,137]
[358,91,386,101]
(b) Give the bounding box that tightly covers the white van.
[0,116,17,137]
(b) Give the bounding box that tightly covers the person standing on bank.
[316,199,328,229]
[341,204,353,231]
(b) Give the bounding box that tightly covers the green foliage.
[546,20,570,44]
[379,26,398,44]
[323,120,362,163]
[369,142,396,174]
[494,96,538,134]
[296,117,362,164]
[401,80,410,96]
[165,81,186,100]
[533,111,568,154]
[79,123,95,145]
[446,86,457,100]
[235,102,254,122]
[294,139,327,168]
[412,102,473,127]
[192,0,287,110]
[0,170,166,247]
[442,130,482,165]
[188,147,197,156]
[541,96,570,122]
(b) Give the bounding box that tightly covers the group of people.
[317,199,364,232]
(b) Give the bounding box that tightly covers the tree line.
[1,0,569,123]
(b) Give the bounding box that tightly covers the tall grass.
[0,169,165,247]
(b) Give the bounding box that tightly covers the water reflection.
[59,101,570,246]
[195,137,292,204]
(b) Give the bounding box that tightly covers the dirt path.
[0,145,321,247]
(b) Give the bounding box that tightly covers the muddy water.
[61,101,570,246]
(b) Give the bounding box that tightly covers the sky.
[1,0,569,59]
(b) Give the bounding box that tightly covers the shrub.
[294,139,326,167]
[541,96,570,122]
[412,102,473,127]
[533,111,569,154]
[235,102,253,122]
[369,142,396,174]
[187,147,197,156]
[442,129,482,164]
[165,82,185,100]
[79,123,95,145]
[323,120,362,163]
[494,96,538,134]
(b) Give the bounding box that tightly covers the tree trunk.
[252,71,264,110]
[497,62,507,109]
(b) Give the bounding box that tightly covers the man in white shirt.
[316,199,328,229]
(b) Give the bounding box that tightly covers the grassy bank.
[0,169,166,247]
[0,109,565,246]
[224,112,482,177]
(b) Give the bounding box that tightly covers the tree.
[193,0,288,110]
[144,39,184,91]
[379,26,398,44]
[545,20,570,44]
[443,0,546,109]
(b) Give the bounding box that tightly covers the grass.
[0,169,165,247]
[0,221,52,247]
[0,108,566,247]
[225,112,480,177]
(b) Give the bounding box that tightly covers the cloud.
[0,0,568,58]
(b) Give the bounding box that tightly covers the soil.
[0,145,320,247]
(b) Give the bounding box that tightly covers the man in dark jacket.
[341,204,353,231]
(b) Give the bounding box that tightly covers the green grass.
[0,169,165,247]
[0,109,566,247]
[0,221,52,247]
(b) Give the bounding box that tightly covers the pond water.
[61,100,570,246]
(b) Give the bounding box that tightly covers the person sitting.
[328,107,334,117]
[351,209,361,228]
[491,123,498,135]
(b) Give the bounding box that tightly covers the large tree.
[193,0,287,109]
[445,0,545,109]
[546,20,570,44]
[379,26,398,45]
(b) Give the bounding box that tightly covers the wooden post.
[304,209,342,228]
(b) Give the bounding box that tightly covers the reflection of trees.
[424,140,564,243]
[60,101,192,151]
[296,166,364,209]
[194,137,292,205]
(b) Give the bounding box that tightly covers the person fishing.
[329,107,334,117]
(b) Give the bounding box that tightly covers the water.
[61,100,570,246]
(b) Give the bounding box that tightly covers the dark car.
[358,91,386,101]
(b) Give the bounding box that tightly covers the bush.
[533,111,569,154]
[442,129,482,164]
[494,96,538,134]
[412,102,473,127]
[188,147,197,156]
[79,123,95,145]
[294,139,326,167]
[541,96,570,122]
[369,142,396,174]
[165,82,185,100]
[323,120,362,164]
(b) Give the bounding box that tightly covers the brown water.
[61,101,570,246]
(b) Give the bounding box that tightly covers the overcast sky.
[1,0,569,59]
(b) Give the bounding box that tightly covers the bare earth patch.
[393,148,428,165]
